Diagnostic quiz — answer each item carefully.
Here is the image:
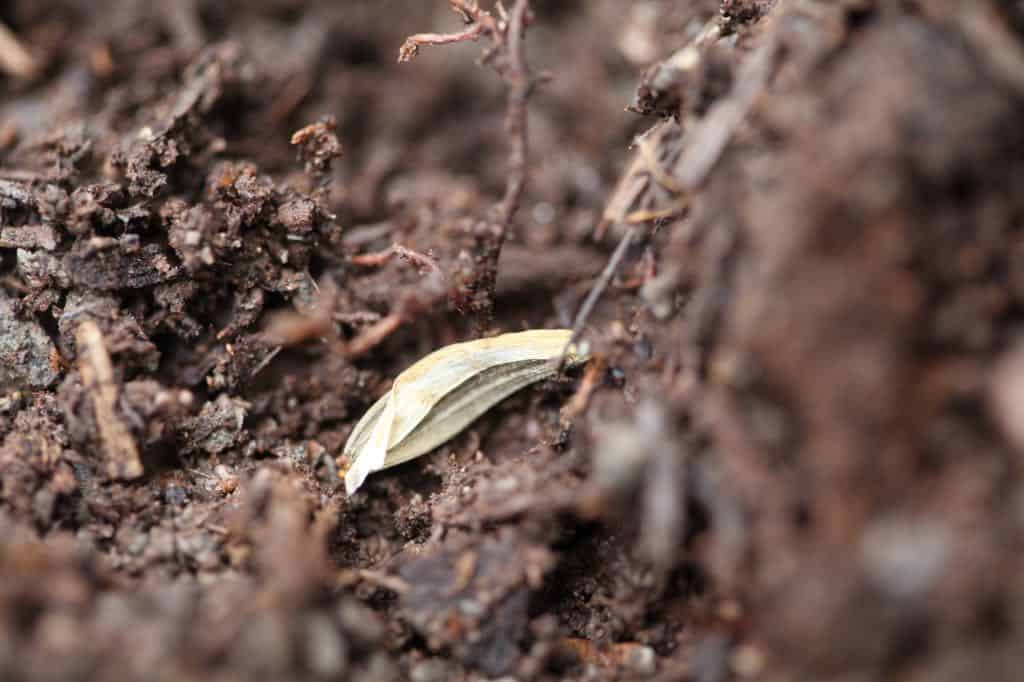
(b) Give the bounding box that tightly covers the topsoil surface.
[3,1,1024,680]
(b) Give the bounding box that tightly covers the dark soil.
[3,1,1024,680]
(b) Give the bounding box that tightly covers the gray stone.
[0,290,59,390]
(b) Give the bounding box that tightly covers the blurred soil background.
[3,0,1024,680]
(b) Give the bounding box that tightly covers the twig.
[353,569,410,594]
[559,226,635,369]
[561,355,608,421]
[477,0,533,332]
[344,310,406,358]
[400,0,537,332]
[493,0,531,227]
[76,321,143,480]
[0,21,38,80]
[398,0,499,62]
[399,23,486,62]
[624,200,688,224]
[350,242,440,274]
[250,345,282,378]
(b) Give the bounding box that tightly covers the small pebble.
[731,644,765,678]
[409,659,450,682]
[624,645,657,676]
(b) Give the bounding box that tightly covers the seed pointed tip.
[344,464,368,496]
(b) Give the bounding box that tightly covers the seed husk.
[343,329,587,494]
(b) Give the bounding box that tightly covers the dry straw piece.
[343,329,588,494]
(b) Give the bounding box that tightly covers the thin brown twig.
[250,345,282,378]
[350,242,440,274]
[559,226,635,369]
[76,321,143,480]
[353,569,411,594]
[399,23,486,62]
[494,0,530,224]
[345,311,406,358]
[349,246,399,267]
[398,1,498,62]
[618,245,657,290]
[474,0,533,333]
[561,355,608,422]
[400,0,536,333]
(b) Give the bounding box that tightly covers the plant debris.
[342,329,587,494]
